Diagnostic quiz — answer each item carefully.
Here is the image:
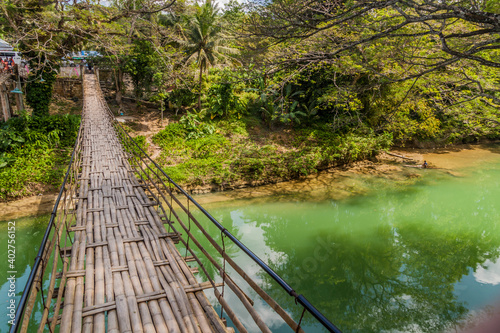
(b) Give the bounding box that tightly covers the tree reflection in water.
[188,161,500,332]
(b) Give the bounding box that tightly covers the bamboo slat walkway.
[13,72,341,333]
[58,74,230,333]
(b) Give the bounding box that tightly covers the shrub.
[0,114,80,199]
[152,123,186,149]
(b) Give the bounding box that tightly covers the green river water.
[2,145,500,332]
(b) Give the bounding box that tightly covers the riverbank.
[181,143,500,204]
[111,97,500,196]
[0,193,57,220]
[3,143,499,220]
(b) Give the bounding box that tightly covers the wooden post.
[160,100,164,126]
[14,85,23,112]
[0,83,11,122]
[14,65,24,111]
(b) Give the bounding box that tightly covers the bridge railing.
[96,87,342,332]
[10,98,84,332]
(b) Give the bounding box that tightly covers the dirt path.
[114,104,164,159]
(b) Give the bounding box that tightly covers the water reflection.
[197,162,500,332]
[3,146,500,333]
[0,215,49,333]
[475,259,500,286]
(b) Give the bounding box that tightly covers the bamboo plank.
[54,75,239,333]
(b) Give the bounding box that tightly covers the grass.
[0,146,72,199]
[0,113,80,200]
[150,117,393,188]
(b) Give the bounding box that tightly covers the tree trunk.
[0,84,11,122]
[160,100,164,126]
[13,65,24,111]
[114,67,123,105]
[198,65,202,111]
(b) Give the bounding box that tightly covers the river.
[2,144,500,332]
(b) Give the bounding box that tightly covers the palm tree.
[179,0,238,111]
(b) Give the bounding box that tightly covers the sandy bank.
[2,143,499,220]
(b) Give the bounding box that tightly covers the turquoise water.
[190,149,500,332]
[2,146,500,332]
[0,215,49,332]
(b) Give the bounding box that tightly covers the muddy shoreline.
[2,143,499,220]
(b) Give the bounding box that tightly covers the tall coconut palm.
[180,0,239,111]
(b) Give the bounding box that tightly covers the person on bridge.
[7,58,13,73]
[1,59,8,72]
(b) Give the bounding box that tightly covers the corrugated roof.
[0,39,13,51]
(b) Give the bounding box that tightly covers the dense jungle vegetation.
[0,0,499,198]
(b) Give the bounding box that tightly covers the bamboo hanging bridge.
[11,74,341,333]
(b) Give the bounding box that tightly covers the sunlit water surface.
[2,145,500,332]
[0,215,50,332]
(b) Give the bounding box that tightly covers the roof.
[67,51,101,59]
[0,39,13,51]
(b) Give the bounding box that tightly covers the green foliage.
[259,92,280,129]
[132,135,149,151]
[186,134,230,159]
[0,114,80,199]
[205,82,243,119]
[255,83,312,128]
[1,113,80,153]
[162,157,234,186]
[123,39,159,98]
[168,88,198,109]
[26,69,58,117]
[0,130,24,152]
[215,118,248,136]
[153,123,234,185]
[179,112,215,139]
[153,118,393,187]
[180,0,240,110]
[4,0,499,198]
[152,123,187,148]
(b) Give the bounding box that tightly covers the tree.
[242,0,499,139]
[246,0,500,73]
[26,68,58,117]
[179,0,239,111]
[0,0,175,111]
[123,39,158,99]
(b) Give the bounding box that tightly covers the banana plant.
[259,93,279,129]
[280,100,306,126]
[302,100,319,120]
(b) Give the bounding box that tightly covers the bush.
[168,88,197,108]
[3,113,80,150]
[0,114,81,199]
[151,116,393,189]
[205,82,243,119]
[26,69,58,117]
[152,123,186,149]
[132,135,149,151]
